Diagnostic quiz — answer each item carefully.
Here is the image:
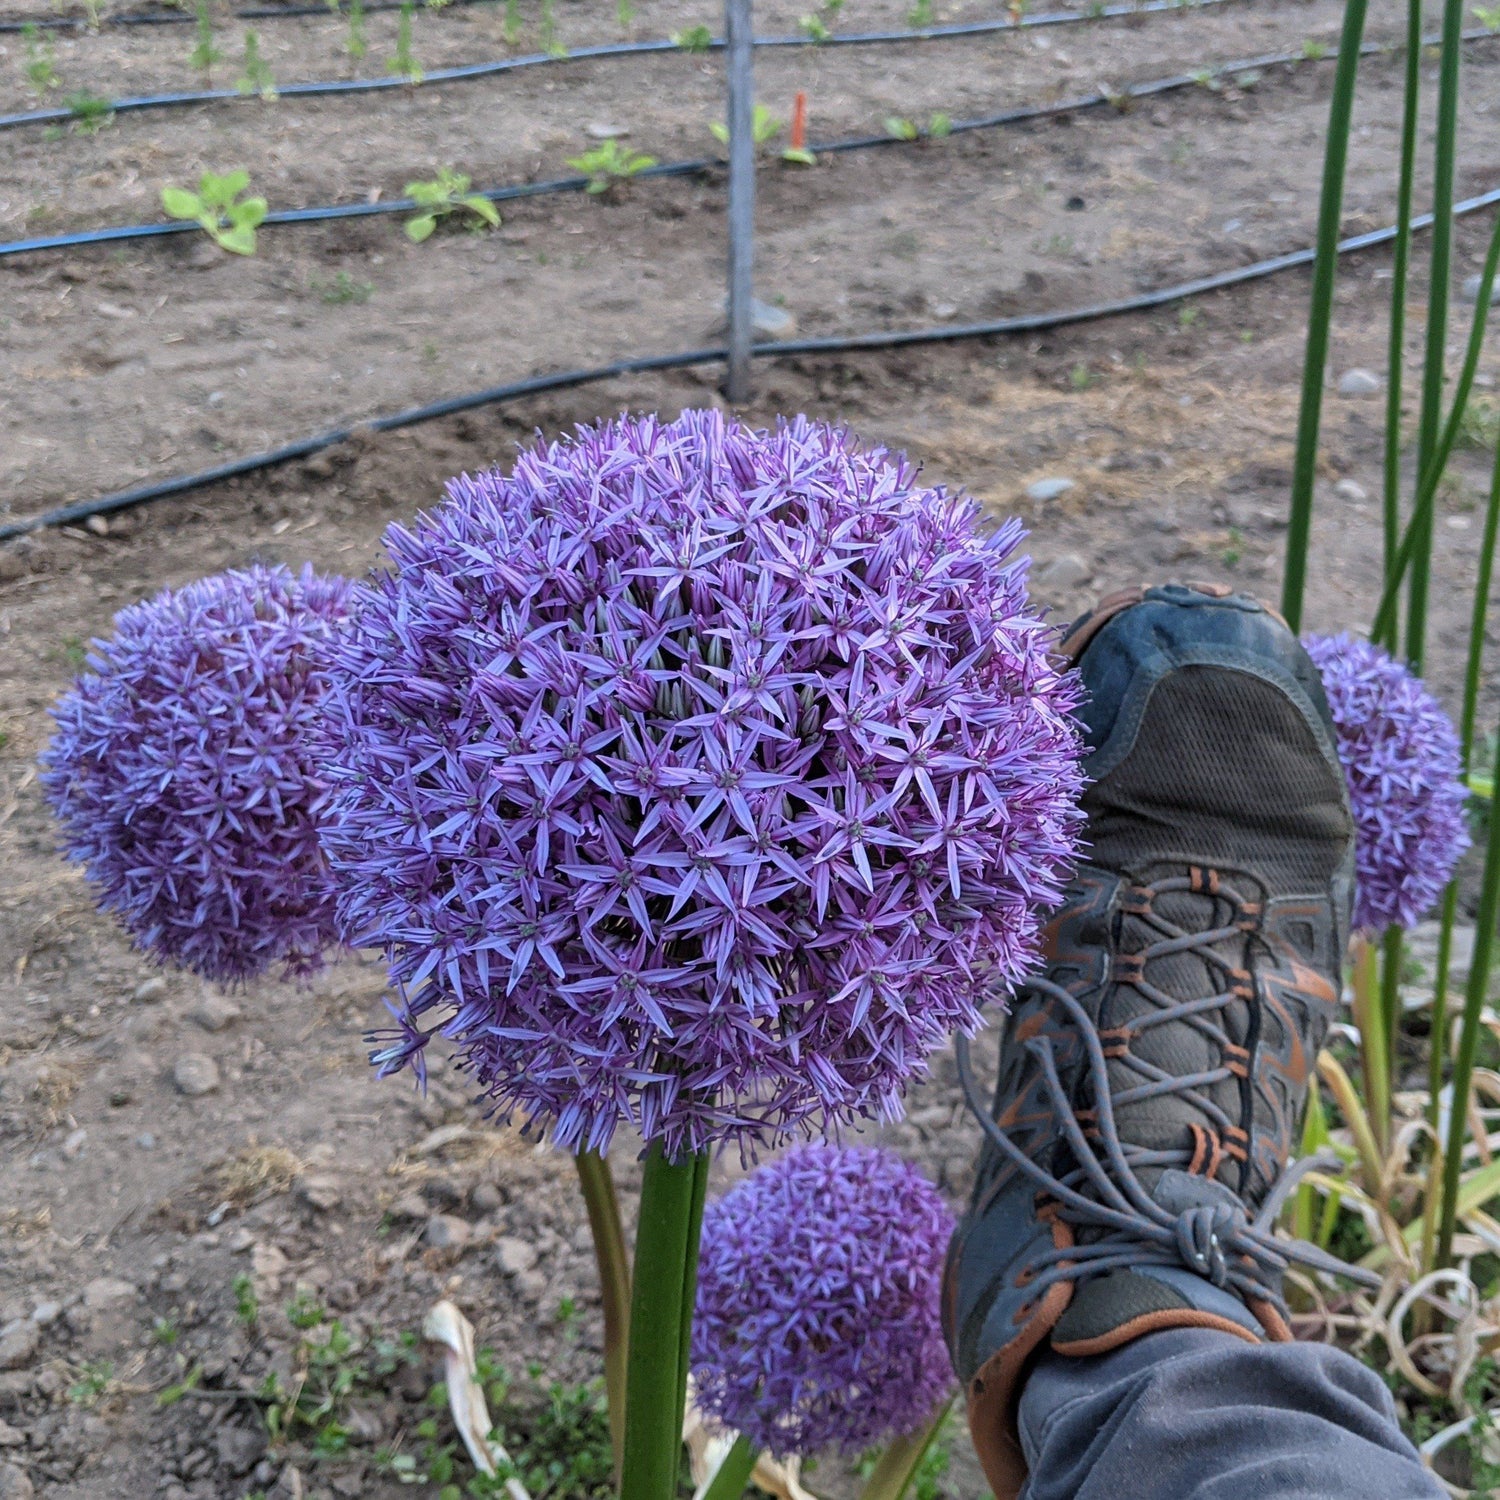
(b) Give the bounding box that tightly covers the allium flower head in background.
[1303,632,1470,932]
[319,409,1085,1156]
[42,563,353,983]
[691,1143,954,1457]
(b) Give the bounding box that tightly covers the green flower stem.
[1438,725,1500,1267]
[1350,936,1391,1155]
[1280,0,1370,631]
[573,1149,631,1479]
[857,1395,955,1500]
[621,1143,709,1500]
[1369,212,1500,645]
[1407,0,1467,670]
[699,1433,758,1500]
[1380,0,1423,637]
[1378,925,1403,1135]
[675,1149,711,1453]
[1427,436,1500,1131]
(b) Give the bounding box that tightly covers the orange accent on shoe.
[1051,1306,1264,1358]
[1055,586,1147,665]
[1186,1121,1224,1178]
[1112,952,1146,985]
[965,1220,1075,1500]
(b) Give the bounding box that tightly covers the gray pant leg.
[1016,1328,1443,1500]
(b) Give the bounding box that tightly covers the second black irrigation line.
[0,0,1280,133]
[0,0,1228,38]
[5,183,1498,544]
[8,31,1488,261]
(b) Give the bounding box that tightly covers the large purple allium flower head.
[691,1143,953,1457]
[1303,632,1470,932]
[318,409,1085,1156]
[41,563,353,983]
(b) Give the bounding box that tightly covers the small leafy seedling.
[387,1,422,82]
[928,111,952,137]
[710,102,783,149]
[68,1361,114,1408]
[162,169,267,256]
[403,169,500,240]
[884,115,920,140]
[316,270,373,303]
[908,0,933,25]
[345,0,367,58]
[567,140,657,194]
[236,28,277,98]
[616,0,634,28]
[1300,37,1329,59]
[672,22,712,49]
[540,0,566,56]
[65,90,114,133]
[799,12,831,40]
[22,23,59,92]
[189,0,224,81]
[503,0,521,45]
[1475,4,1500,28]
[233,1271,259,1325]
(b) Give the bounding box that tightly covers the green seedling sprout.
[503,0,521,44]
[1301,37,1329,59]
[710,102,783,149]
[540,0,566,56]
[236,29,277,98]
[907,0,933,25]
[617,0,634,28]
[65,90,114,132]
[189,0,223,81]
[928,111,952,137]
[672,22,712,49]
[345,0,366,58]
[567,140,658,194]
[387,1,422,81]
[883,115,920,140]
[799,13,831,40]
[22,23,59,92]
[161,169,267,255]
[1475,4,1500,27]
[403,168,500,240]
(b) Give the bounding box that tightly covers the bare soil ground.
[0,0,1499,1495]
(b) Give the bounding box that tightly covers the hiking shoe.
[942,582,1374,1499]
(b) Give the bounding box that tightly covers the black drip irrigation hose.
[11,30,1495,261]
[0,0,1223,37]
[5,184,1498,544]
[0,0,1243,128]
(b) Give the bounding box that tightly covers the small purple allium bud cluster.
[1303,632,1471,933]
[317,410,1085,1156]
[42,563,353,983]
[691,1143,954,1458]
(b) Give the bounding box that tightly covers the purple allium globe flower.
[41,563,353,983]
[691,1143,954,1458]
[318,409,1085,1156]
[1303,632,1470,932]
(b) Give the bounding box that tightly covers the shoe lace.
[956,964,1380,1314]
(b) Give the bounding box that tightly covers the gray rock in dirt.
[215,1425,267,1477]
[424,1215,471,1251]
[172,1053,220,1097]
[1337,368,1381,396]
[710,297,798,341]
[388,1192,429,1221]
[1334,479,1368,503]
[586,121,629,139]
[0,1462,32,1500]
[0,1423,22,1449]
[191,994,241,1033]
[470,1183,503,1215]
[1025,476,1075,504]
[1035,554,1092,590]
[132,977,168,1004]
[1459,273,1500,305]
[0,1324,38,1373]
[0,549,30,586]
[297,1176,341,1213]
[83,1276,136,1312]
[494,1236,539,1276]
[28,1303,60,1329]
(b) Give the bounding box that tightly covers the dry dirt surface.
[0,0,1499,1495]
